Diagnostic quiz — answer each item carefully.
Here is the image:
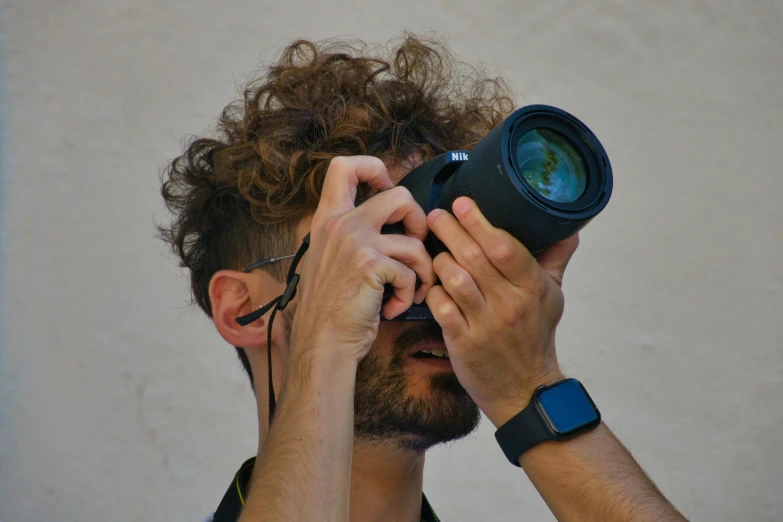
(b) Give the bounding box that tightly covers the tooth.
[420,350,432,355]
[431,349,446,358]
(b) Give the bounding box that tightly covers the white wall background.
[1,1,782,521]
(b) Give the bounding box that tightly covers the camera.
[381,104,613,321]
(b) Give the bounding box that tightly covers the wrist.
[485,368,566,428]
[289,326,361,368]
[281,336,359,399]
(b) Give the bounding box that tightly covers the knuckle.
[447,270,471,292]
[412,237,428,254]
[364,155,385,169]
[328,156,349,172]
[463,245,485,265]
[398,262,416,281]
[490,239,515,264]
[410,238,431,263]
[498,292,532,324]
[353,246,379,273]
[437,300,460,321]
[389,186,416,210]
[389,185,412,200]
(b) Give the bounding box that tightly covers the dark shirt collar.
[213,457,440,522]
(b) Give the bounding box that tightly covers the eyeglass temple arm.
[243,254,297,273]
[235,234,311,326]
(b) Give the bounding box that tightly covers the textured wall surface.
[1,1,782,521]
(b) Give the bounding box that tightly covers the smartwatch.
[494,378,601,466]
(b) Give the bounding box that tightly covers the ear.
[209,270,267,349]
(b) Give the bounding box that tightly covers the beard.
[352,321,481,452]
[282,306,480,452]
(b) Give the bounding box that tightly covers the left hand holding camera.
[426,196,579,428]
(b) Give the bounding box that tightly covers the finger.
[372,234,435,304]
[427,207,503,292]
[425,285,467,339]
[537,233,579,287]
[377,256,418,320]
[352,186,428,241]
[450,197,537,286]
[432,252,486,315]
[316,156,393,222]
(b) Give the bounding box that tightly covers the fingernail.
[452,198,471,217]
[428,208,445,219]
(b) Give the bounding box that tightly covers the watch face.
[537,379,600,436]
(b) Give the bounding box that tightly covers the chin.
[352,321,480,451]
[354,352,481,452]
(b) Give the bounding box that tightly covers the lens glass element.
[516,128,587,203]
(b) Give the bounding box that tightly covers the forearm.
[520,422,686,522]
[239,349,357,522]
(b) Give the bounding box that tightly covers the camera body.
[379,151,469,257]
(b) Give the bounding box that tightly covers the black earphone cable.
[236,234,311,427]
[266,303,280,423]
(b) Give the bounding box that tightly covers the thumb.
[536,233,579,286]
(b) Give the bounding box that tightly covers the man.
[160,35,686,521]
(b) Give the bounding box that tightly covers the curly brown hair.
[159,34,515,384]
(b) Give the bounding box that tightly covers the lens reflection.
[516,129,587,203]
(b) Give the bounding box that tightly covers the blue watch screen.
[537,379,599,435]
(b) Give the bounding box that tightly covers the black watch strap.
[494,399,554,467]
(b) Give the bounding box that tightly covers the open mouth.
[410,348,450,360]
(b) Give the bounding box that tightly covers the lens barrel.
[439,105,612,256]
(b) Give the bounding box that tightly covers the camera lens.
[516,128,587,203]
[386,104,612,320]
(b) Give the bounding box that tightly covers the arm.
[237,156,435,521]
[239,348,358,522]
[426,197,685,522]
[520,422,685,521]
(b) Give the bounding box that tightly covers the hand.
[425,197,579,427]
[290,156,436,362]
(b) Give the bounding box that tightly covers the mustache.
[392,321,444,355]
